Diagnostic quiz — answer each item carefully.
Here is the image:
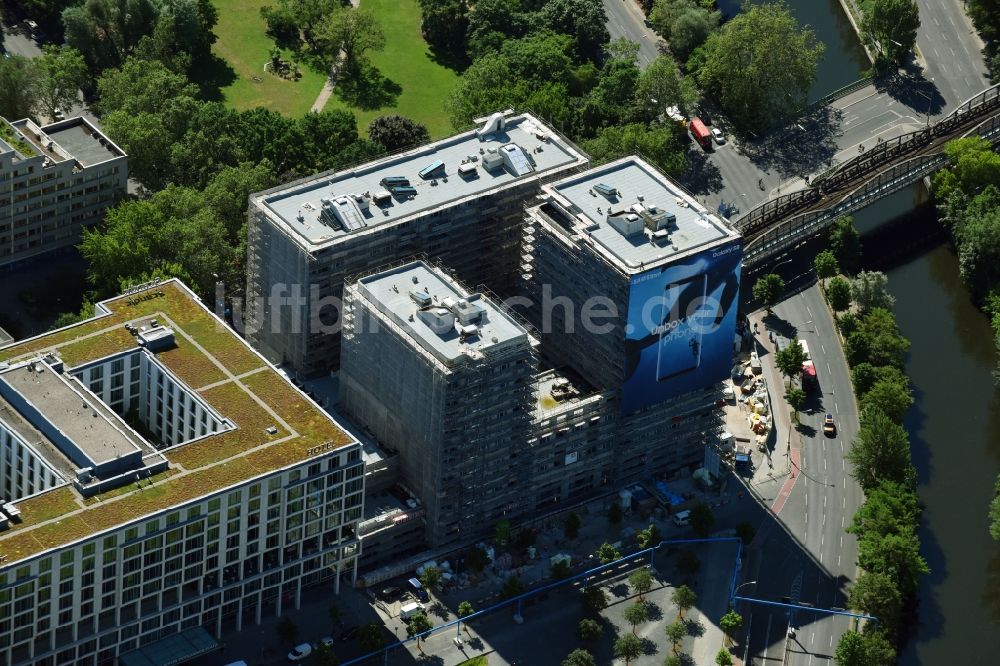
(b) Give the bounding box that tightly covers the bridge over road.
[736,83,1000,269]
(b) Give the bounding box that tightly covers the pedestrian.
[858,143,864,153]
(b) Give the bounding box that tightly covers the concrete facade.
[0,117,127,268]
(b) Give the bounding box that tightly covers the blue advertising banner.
[622,240,742,413]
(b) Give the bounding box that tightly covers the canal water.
[718,0,870,102]
[852,187,1000,662]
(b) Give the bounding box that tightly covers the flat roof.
[42,118,124,166]
[356,261,529,367]
[256,113,586,250]
[0,361,147,466]
[532,367,603,419]
[543,157,739,274]
[0,279,356,567]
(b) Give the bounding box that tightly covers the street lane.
[602,0,662,67]
[914,0,989,109]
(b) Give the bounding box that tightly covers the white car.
[287,643,312,661]
[711,127,726,145]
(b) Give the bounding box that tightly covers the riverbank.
[835,0,876,64]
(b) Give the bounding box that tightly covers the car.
[339,625,360,642]
[823,413,836,436]
[53,108,64,121]
[711,127,726,145]
[319,636,334,648]
[380,586,402,600]
[287,643,312,661]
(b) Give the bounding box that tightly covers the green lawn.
[456,657,488,666]
[324,0,461,137]
[208,0,327,116]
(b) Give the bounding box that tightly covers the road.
[737,276,864,665]
[914,0,989,109]
[602,0,662,67]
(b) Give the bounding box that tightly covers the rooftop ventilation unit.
[320,196,366,232]
[593,183,617,198]
[457,323,479,339]
[482,148,503,171]
[380,176,410,188]
[501,143,533,176]
[417,307,456,335]
[418,160,445,180]
[457,162,478,179]
[477,112,506,138]
[451,298,486,325]
[607,212,644,238]
[409,289,432,308]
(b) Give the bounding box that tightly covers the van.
[672,510,691,527]
[400,601,424,620]
[408,577,429,601]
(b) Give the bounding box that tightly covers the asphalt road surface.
[602,0,662,67]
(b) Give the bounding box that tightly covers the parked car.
[318,636,334,648]
[823,414,836,437]
[53,108,65,121]
[339,625,360,643]
[711,127,726,145]
[380,586,402,601]
[287,643,312,661]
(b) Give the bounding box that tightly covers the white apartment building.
[0,116,127,268]
[0,279,363,666]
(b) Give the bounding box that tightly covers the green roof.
[0,279,355,566]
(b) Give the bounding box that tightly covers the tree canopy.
[861,0,920,65]
[752,273,785,311]
[846,408,916,491]
[697,2,824,132]
[828,216,862,275]
[834,630,896,666]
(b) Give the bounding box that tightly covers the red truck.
[689,116,712,150]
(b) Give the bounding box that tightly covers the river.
[853,189,1000,662]
[717,0,870,102]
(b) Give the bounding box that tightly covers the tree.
[563,648,597,666]
[276,615,299,644]
[827,277,852,312]
[753,273,785,312]
[551,558,572,580]
[34,46,89,119]
[565,512,582,540]
[669,6,720,61]
[676,548,701,579]
[829,216,862,276]
[834,629,896,665]
[328,602,342,627]
[992,474,1000,541]
[846,409,916,491]
[851,271,896,314]
[457,601,474,627]
[857,530,929,596]
[697,2,824,131]
[581,122,688,177]
[719,610,743,641]
[578,617,602,642]
[847,571,903,632]
[786,387,807,421]
[624,601,649,635]
[629,568,654,600]
[690,501,714,538]
[466,545,490,572]
[499,575,524,600]
[406,612,433,647]
[851,363,906,399]
[860,0,920,65]
[420,565,442,593]
[608,502,624,527]
[367,115,430,152]
[316,7,386,73]
[0,55,40,121]
[636,524,662,549]
[613,633,643,665]
[844,330,873,367]
[314,643,339,666]
[664,656,683,666]
[636,56,699,119]
[814,250,839,283]
[495,518,511,545]
[597,542,622,564]
[665,620,687,653]
[715,648,734,666]
[672,585,697,618]
[775,340,807,387]
[860,378,913,423]
[358,623,385,653]
[581,585,608,613]
[417,0,469,61]
[538,0,610,61]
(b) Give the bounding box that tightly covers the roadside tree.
[35,46,89,120]
[499,575,524,600]
[581,585,609,614]
[636,524,662,549]
[636,55,699,119]
[664,656,683,666]
[676,548,701,579]
[578,617,602,642]
[457,601,475,632]
[827,277,852,312]
[861,0,920,66]
[846,409,916,491]
[697,2,824,131]
[851,271,896,314]
[406,612,433,648]
[689,502,714,538]
[847,571,903,632]
[672,584,697,618]
[775,341,807,387]
[828,216,862,276]
[624,601,649,635]
[419,565,442,593]
[786,387,807,422]
[563,648,597,666]
[857,530,929,596]
[565,512,582,539]
[629,568,654,600]
[719,610,743,643]
[551,559,572,580]
[466,545,489,572]
[358,623,385,653]
[752,273,785,313]
[859,378,913,423]
[608,501,624,527]
[715,648,734,666]
[314,643,338,666]
[597,542,622,564]
[0,55,39,121]
[814,250,839,283]
[613,633,643,665]
[665,620,687,653]
[834,629,896,665]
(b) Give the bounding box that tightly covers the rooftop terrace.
[256,113,587,250]
[40,117,125,167]
[0,279,355,566]
[356,260,530,368]
[540,157,738,274]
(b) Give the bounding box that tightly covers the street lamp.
[734,581,758,596]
